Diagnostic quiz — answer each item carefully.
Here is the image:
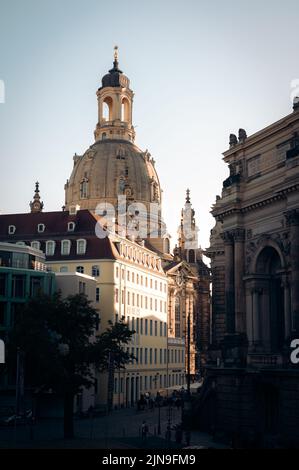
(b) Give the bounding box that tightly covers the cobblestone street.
[0,405,228,449]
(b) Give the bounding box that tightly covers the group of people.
[137,388,186,412]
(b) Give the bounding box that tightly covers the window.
[61,240,71,256]
[145,296,148,309]
[68,222,75,232]
[77,239,86,255]
[115,288,119,303]
[0,303,6,326]
[92,265,100,277]
[31,241,40,251]
[79,281,86,294]
[127,271,130,281]
[150,348,153,364]
[121,290,124,304]
[131,317,135,331]
[96,287,100,302]
[127,291,130,305]
[80,178,88,199]
[37,224,45,233]
[145,319,148,335]
[154,321,157,336]
[139,348,143,364]
[8,225,16,235]
[164,322,167,337]
[30,277,42,296]
[144,376,148,390]
[145,348,148,364]
[140,318,143,335]
[150,320,153,336]
[160,349,162,364]
[0,275,6,296]
[136,318,139,334]
[12,275,25,297]
[132,293,135,306]
[76,266,84,274]
[155,280,157,290]
[160,321,162,336]
[60,266,68,273]
[136,347,139,363]
[46,241,56,256]
[154,349,157,364]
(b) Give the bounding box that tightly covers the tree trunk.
[64,392,74,439]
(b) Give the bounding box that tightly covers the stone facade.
[201,102,299,447]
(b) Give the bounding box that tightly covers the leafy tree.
[8,292,135,438]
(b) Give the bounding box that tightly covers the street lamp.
[153,373,161,435]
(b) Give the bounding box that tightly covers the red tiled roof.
[0,210,116,261]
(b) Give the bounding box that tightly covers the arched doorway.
[255,246,285,352]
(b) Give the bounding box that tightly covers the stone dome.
[65,139,162,213]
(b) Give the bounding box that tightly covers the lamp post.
[153,373,161,435]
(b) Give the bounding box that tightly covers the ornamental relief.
[245,231,291,273]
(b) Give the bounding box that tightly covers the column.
[233,229,246,333]
[286,210,299,334]
[223,231,235,334]
[252,289,260,346]
[282,276,291,340]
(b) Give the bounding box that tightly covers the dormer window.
[77,239,87,255]
[68,222,76,232]
[31,241,41,251]
[38,224,45,233]
[8,225,16,235]
[61,240,71,256]
[46,240,56,256]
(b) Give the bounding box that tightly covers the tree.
[8,292,135,438]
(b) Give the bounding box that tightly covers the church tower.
[94,46,135,143]
[177,189,201,263]
[30,182,44,213]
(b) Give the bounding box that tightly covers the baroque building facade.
[0,50,210,408]
[200,100,299,447]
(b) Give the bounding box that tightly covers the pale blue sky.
[0,0,298,249]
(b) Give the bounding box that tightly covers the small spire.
[113,45,120,70]
[30,181,44,213]
[186,188,191,204]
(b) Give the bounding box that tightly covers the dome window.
[8,225,16,235]
[80,179,88,199]
[37,224,45,233]
[68,222,76,232]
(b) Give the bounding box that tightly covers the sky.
[0,0,299,250]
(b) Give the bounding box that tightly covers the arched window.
[76,266,84,274]
[77,239,87,255]
[46,240,56,256]
[121,97,130,122]
[80,179,88,199]
[61,240,71,256]
[102,96,113,121]
[68,222,75,232]
[164,238,170,254]
[92,265,100,277]
[102,132,107,140]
